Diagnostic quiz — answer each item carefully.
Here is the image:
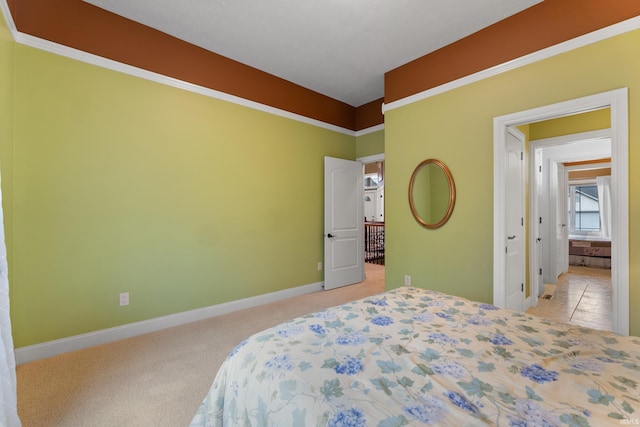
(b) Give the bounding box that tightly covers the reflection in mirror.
[409,159,456,229]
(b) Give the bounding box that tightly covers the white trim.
[356,153,385,164]
[494,88,629,336]
[15,281,324,364]
[384,16,640,113]
[18,33,356,136]
[0,5,357,137]
[609,89,630,337]
[0,0,15,34]
[529,129,612,150]
[355,123,384,137]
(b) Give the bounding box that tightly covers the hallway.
[526,265,612,331]
[363,262,385,288]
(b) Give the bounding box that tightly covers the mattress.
[190,286,640,426]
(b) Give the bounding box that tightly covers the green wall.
[0,10,13,269]
[6,42,355,347]
[385,28,640,336]
[356,129,384,158]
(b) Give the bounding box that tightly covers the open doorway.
[528,133,613,330]
[529,132,611,294]
[358,154,385,266]
[493,88,629,336]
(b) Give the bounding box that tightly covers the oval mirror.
[408,159,456,229]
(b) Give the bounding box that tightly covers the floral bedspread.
[190,287,640,426]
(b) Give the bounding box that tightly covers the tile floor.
[526,265,612,331]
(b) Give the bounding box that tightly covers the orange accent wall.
[386,0,640,103]
[355,98,384,131]
[8,0,640,130]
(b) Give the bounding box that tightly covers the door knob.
[507,235,516,240]
[327,233,336,238]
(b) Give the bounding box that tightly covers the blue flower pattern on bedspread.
[189,287,640,426]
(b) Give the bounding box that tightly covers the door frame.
[549,160,568,282]
[493,88,629,336]
[530,146,543,305]
[357,153,385,164]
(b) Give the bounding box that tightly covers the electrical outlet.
[318,262,323,271]
[119,292,129,306]
[404,275,411,286]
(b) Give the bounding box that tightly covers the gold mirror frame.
[408,159,456,229]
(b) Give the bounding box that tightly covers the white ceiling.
[84,0,541,107]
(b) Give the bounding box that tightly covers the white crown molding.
[357,153,385,164]
[0,0,15,34]
[383,15,640,113]
[18,32,357,136]
[15,280,324,364]
[0,1,356,137]
[355,123,384,137]
[4,2,640,131]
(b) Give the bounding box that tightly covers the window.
[364,161,384,189]
[364,174,380,188]
[568,183,600,234]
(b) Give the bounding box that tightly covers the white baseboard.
[15,281,324,365]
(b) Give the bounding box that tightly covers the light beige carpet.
[16,263,385,427]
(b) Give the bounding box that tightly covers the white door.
[531,148,544,301]
[556,163,569,276]
[549,161,569,282]
[505,128,525,311]
[364,190,376,222]
[324,157,364,290]
[375,186,385,222]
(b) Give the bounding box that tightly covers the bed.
[190,287,640,426]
